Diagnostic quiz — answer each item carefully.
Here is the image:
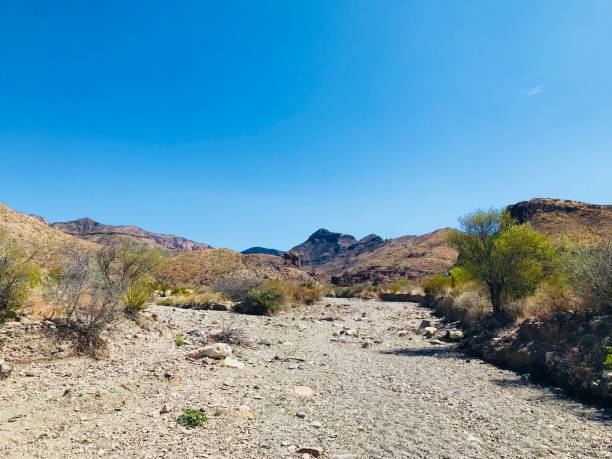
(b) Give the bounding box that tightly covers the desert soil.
[1,298,611,458]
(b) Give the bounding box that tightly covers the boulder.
[211,303,232,312]
[296,447,323,457]
[418,320,433,329]
[186,343,232,360]
[423,327,437,338]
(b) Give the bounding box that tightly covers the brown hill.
[506,198,612,245]
[155,249,312,287]
[0,203,99,268]
[52,218,211,252]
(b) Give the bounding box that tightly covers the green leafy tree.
[448,209,558,316]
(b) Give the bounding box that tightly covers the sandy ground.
[1,298,611,458]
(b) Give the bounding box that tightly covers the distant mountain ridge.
[51,218,212,251]
[241,247,285,257]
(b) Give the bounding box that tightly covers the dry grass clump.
[158,291,228,308]
[208,326,249,346]
[325,283,378,299]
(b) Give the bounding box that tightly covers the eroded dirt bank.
[1,298,611,458]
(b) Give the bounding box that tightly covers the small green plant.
[177,408,208,428]
[175,335,186,346]
[604,347,612,370]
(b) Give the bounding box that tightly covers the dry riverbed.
[1,298,611,458]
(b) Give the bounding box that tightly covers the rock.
[0,359,12,379]
[447,330,464,341]
[186,343,232,360]
[418,320,433,329]
[296,411,306,418]
[423,327,437,338]
[236,404,254,418]
[398,330,409,337]
[429,339,445,345]
[219,357,245,369]
[296,447,323,457]
[160,403,173,414]
[310,421,323,429]
[291,385,314,397]
[211,303,232,311]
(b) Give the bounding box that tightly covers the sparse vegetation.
[208,326,248,346]
[175,335,186,346]
[421,275,452,297]
[177,408,208,428]
[157,290,228,309]
[0,230,38,321]
[570,241,612,313]
[325,283,378,299]
[123,280,154,313]
[214,275,264,302]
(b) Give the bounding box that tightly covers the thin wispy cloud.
[521,85,544,96]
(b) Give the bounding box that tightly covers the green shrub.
[177,408,208,428]
[571,241,612,313]
[175,335,186,346]
[384,279,413,294]
[292,282,323,305]
[123,280,154,313]
[604,347,612,371]
[0,231,37,322]
[421,275,452,296]
[235,282,287,315]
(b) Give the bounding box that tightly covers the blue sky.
[1,1,611,250]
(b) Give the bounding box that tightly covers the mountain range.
[1,197,609,286]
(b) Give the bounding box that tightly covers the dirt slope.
[0,203,99,268]
[156,248,312,287]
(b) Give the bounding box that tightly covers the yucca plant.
[122,280,153,313]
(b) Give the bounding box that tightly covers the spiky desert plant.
[122,280,153,313]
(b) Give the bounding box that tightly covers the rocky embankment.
[426,296,612,404]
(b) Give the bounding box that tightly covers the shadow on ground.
[381,346,466,359]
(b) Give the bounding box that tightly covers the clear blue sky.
[1,1,611,250]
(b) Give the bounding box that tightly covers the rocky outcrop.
[283,251,301,267]
[52,218,212,251]
[290,229,362,267]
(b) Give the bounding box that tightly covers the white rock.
[219,357,245,369]
[186,343,232,360]
[447,330,464,341]
[423,327,437,338]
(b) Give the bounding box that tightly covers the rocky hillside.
[52,218,211,252]
[241,247,284,257]
[290,228,456,285]
[155,248,312,287]
[0,203,99,268]
[507,198,612,245]
[290,229,385,267]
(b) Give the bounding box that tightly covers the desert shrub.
[159,291,228,308]
[0,231,38,322]
[421,275,452,296]
[325,283,378,299]
[235,281,288,315]
[214,276,264,302]
[175,335,186,346]
[177,408,208,428]
[514,279,579,320]
[570,241,612,312]
[430,288,491,327]
[208,326,248,346]
[45,250,121,352]
[384,279,413,294]
[448,209,559,316]
[122,280,154,313]
[291,282,323,305]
